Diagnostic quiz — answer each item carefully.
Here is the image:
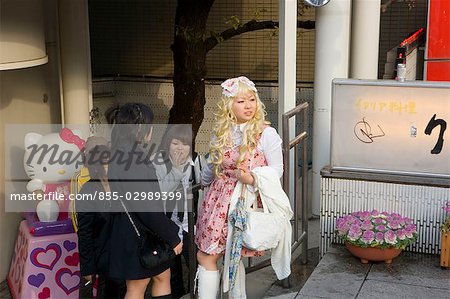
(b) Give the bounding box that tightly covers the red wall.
[425,0,450,80]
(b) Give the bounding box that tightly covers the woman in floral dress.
[195,76,283,298]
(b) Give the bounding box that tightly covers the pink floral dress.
[195,145,267,256]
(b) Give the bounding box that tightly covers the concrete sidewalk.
[265,245,450,299]
[180,218,321,299]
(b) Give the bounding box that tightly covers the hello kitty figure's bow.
[221,76,257,97]
[59,128,85,150]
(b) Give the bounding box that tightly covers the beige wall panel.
[0,65,60,280]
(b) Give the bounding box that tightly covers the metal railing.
[282,102,309,264]
[187,102,310,297]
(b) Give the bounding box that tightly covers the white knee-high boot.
[229,260,247,299]
[196,265,220,299]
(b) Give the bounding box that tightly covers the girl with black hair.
[152,124,204,298]
[77,137,127,299]
[107,103,182,299]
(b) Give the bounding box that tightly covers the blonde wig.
[209,80,269,177]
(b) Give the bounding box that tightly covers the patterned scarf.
[228,196,248,289]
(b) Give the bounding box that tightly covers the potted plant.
[441,201,450,268]
[336,210,417,264]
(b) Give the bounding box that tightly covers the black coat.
[107,146,181,280]
[77,181,112,277]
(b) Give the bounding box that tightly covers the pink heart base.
[8,220,80,299]
[55,268,80,295]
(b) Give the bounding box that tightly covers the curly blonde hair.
[209,81,269,177]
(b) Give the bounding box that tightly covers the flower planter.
[441,232,450,269]
[345,242,402,264]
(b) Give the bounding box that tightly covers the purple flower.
[336,210,417,247]
[375,225,387,232]
[351,211,361,218]
[347,227,362,241]
[406,223,417,232]
[384,230,397,245]
[398,217,406,226]
[391,212,402,218]
[373,218,384,224]
[362,230,375,244]
[336,218,350,235]
[388,220,400,229]
[443,201,450,216]
[375,232,385,243]
[359,211,372,220]
[361,220,373,230]
[404,228,415,238]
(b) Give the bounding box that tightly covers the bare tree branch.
[381,0,395,13]
[381,0,416,13]
[204,19,315,52]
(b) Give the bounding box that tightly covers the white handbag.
[241,185,284,251]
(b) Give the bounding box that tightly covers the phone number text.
[73,191,182,201]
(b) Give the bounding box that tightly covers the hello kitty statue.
[23,128,85,234]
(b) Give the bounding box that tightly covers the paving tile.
[325,244,352,256]
[247,263,279,299]
[264,248,320,298]
[264,292,298,298]
[295,295,330,299]
[297,251,371,299]
[357,279,450,299]
[367,251,450,289]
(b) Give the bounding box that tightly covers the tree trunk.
[170,0,214,147]
[170,0,315,147]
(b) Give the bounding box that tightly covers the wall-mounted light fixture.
[0,0,48,70]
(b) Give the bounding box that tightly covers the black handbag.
[119,199,175,269]
[137,227,175,269]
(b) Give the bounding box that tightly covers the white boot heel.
[196,265,220,299]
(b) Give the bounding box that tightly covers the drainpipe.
[311,0,352,216]
[58,0,91,137]
[278,0,297,202]
[350,0,381,79]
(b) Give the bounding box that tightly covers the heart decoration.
[38,287,50,299]
[55,268,80,295]
[28,273,45,288]
[63,240,76,252]
[30,243,62,270]
[64,252,79,267]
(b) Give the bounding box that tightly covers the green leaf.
[253,8,267,21]
[209,31,224,44]
[225,15,241,30]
